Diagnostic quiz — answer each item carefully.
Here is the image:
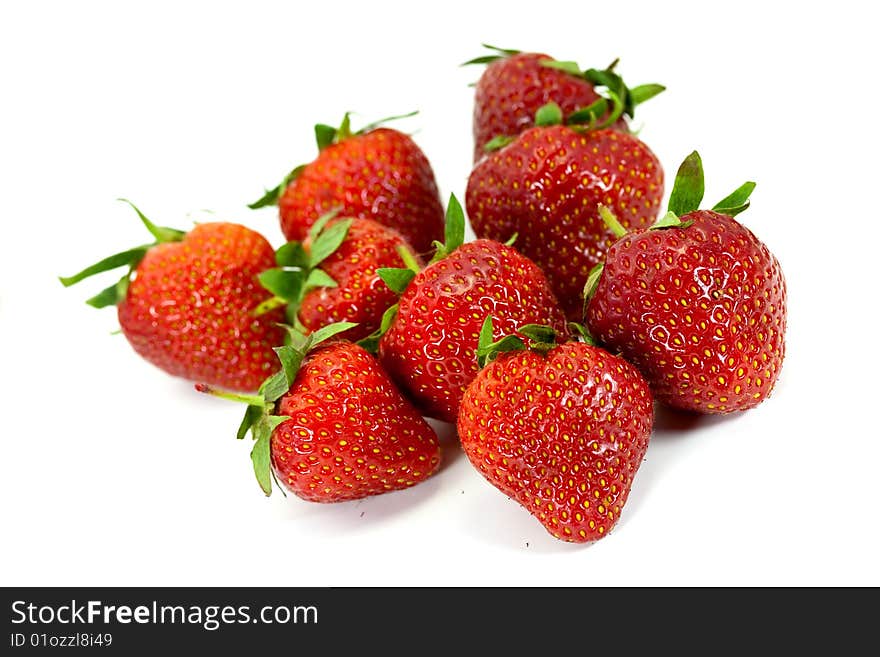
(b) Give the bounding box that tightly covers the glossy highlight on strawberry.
[588,210,786,413]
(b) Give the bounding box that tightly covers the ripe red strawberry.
[250,112,445,254]
[458,319,653,543]
[465,45,664,161]
[586,152,787,413]
[375,195,569,424]
[255,213,422,343]
[466,105,664,320]
[198,323,441,501]
[60,200,286,392]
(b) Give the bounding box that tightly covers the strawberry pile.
[61,45,786,544]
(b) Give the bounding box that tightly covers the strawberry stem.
[194,384,266,407]
[397,244,422,274]
[598,205,627,238]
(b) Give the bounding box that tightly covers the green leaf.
[377,267,416,294]
[484,135,516,152]
[539,59,583,76]
[567,98,608,126]
[237,404,263,441]
[517,324,558,346]
[712,182,756,217]
[651,211,693,230]
[302,268,337,292]
[478,315,495,354]
[477,334,526,368]
[337,113,353,141]
[274,344,306,391]
[668,151,705,216]
[535,102,563,127]
[258,268,304,301]
[250,420,274,496]
[629,84,666,107]
[253,296,287,316]
[481,43,520,56]
[443,193,466,255]
[309,218,352,268]
[259,344,306,403]
[584,67,624,95]
[309,321,359,346]
[314,123,338,150]
[568,322,597,346]
[85,273,130,308]
[504,232,518,247]
[476,315,527,367]
[248,186,282,210]
[461,54,504,66]
[306,208,343,244]
[275,241,309,268]
[596,88,625,129]
[357,110,419,135]
[582,262,605,306]
[259,369,291,404]
[357,303,398,354]
[248,165,305,209]
[118,199,186,243]
[581,65,627,127]
[58,246,149,287]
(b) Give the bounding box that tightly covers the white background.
[2,1,878,586]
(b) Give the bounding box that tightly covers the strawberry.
[198,323,441,501]
[585,152,787,413]
[464,44,664,161]
[374,195,569,424]
[466,103,664,320]
[458,319,653,543]
[60,200,286,392]
[250,112,445,255]
[255,212,422,343]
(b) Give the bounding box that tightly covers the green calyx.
[58,199,186,308]
[255,209,351,322]
[429,193,466,263]
[197,321,357,496]
[356,303,399,354]
[581,261,606,317]
[478,54,665,153]
[666,150,757,220]
[476,316,563,368]
[567,321,596,346]
[376,191,466,297]
[368,193,467,350]
[248,111,419,209]
[581,60,665,125]
[461,43,521,66]
[544,57,665,129]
